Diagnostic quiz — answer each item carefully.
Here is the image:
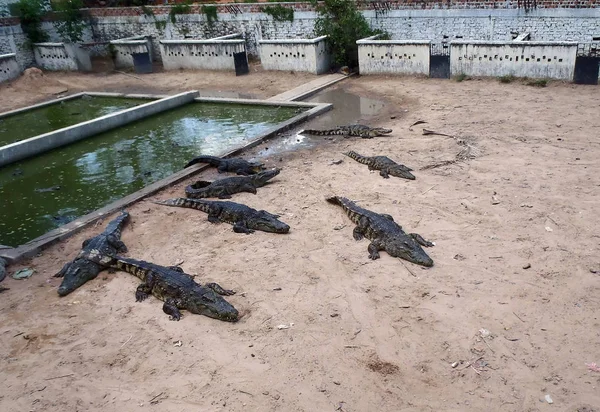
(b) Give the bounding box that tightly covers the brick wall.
[0,2,598,69]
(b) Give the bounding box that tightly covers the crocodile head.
[370,127,393,136]
[57,258,101,296]
[189,289,239,322]
[249,211,290,234]
[386,237,434,267]
[252,168,281,185]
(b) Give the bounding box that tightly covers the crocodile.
[54,210,130,296]
[0,257,6,283]
[185,168,281,199]
[344,151,415,180]
[184,155,265,176]
[80,251,239,322]
[326,196,434,267]
[153,198,290,234]
[301,124,393,139]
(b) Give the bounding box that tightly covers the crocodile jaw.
[386,238,434,267]
[57,259,101,296]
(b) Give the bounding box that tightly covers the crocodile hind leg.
[167,266,184,272]
[232,221,254,234]
[205,282,236,296]
[410,233,434,247]
[367,239,385,260]
[163,298,183,321]
[353,216,370,240]
[135,273,156,302]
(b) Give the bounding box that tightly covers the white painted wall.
[159,34,246,71]
[357,35,431,75]
[450,40,578,80]
[0,52,19,82]
[259,35,331,74]
[110,36,153,69]
[33,43,92,71]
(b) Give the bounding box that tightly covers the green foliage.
[311,0,387,67]
[201,5,218,25]
[262,4,294,23]
[140,5,154,17]
[454,73,470,82]
[499,74,515,83]
[13,0,48,44]
[526,79,548,87]
[52,0,87,43]
[169,2,191,24]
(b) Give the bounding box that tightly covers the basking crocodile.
[80,251,239,322]
[54,210,130,296]
[326,196,434,267]
[185,168,281,199]
[184,155,265,176]
[301,124,393,139]
[344,151,415,180]
[153,198,290,234]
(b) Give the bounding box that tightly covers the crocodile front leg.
[205,282,236,296]
[135,272,155,302]
[54,261,71,278]
[107,235,128,253]
[379,170,390,179]
[163,298,183,321]
[367,239,384,260]
[410,233,434,247]
[232,221,254,234]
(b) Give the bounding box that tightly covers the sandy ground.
[1,69,600,412]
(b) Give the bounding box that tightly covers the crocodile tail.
[184,155,221,169]
[326,196,343,206]
[301,129,342,136]
[103,210,130,235]
[153,198,210,213]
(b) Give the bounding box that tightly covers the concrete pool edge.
[0,91,199,167]
[0,101,332,263]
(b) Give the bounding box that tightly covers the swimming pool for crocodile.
[0,100,304,247]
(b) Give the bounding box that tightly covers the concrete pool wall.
[0,97,331,263]
[0,91,198,167]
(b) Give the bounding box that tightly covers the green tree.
[311,0,387,68]
[52,0,87,43]
[13,0,49,44]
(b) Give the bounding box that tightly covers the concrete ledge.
[267,73,353,102]
[0,100,332,264]
[259,35,328,45]
[0,92,86,120]
[0,91,199,167]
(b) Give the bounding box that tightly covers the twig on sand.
[421,185,437,195]
[481,336,495,353]
[120,335,132,348]
[460,356,484,370]
[149,392,164,404]
[422,129,454,137]
[238,390,254,396]
[512,311,525,323]
[401,261,417,277]
[45,374,75,380]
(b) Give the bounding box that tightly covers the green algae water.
[0,96,146,146]
[0,102,304,247]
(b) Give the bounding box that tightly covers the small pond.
[0,95,148,147]
[0,102,304,247]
